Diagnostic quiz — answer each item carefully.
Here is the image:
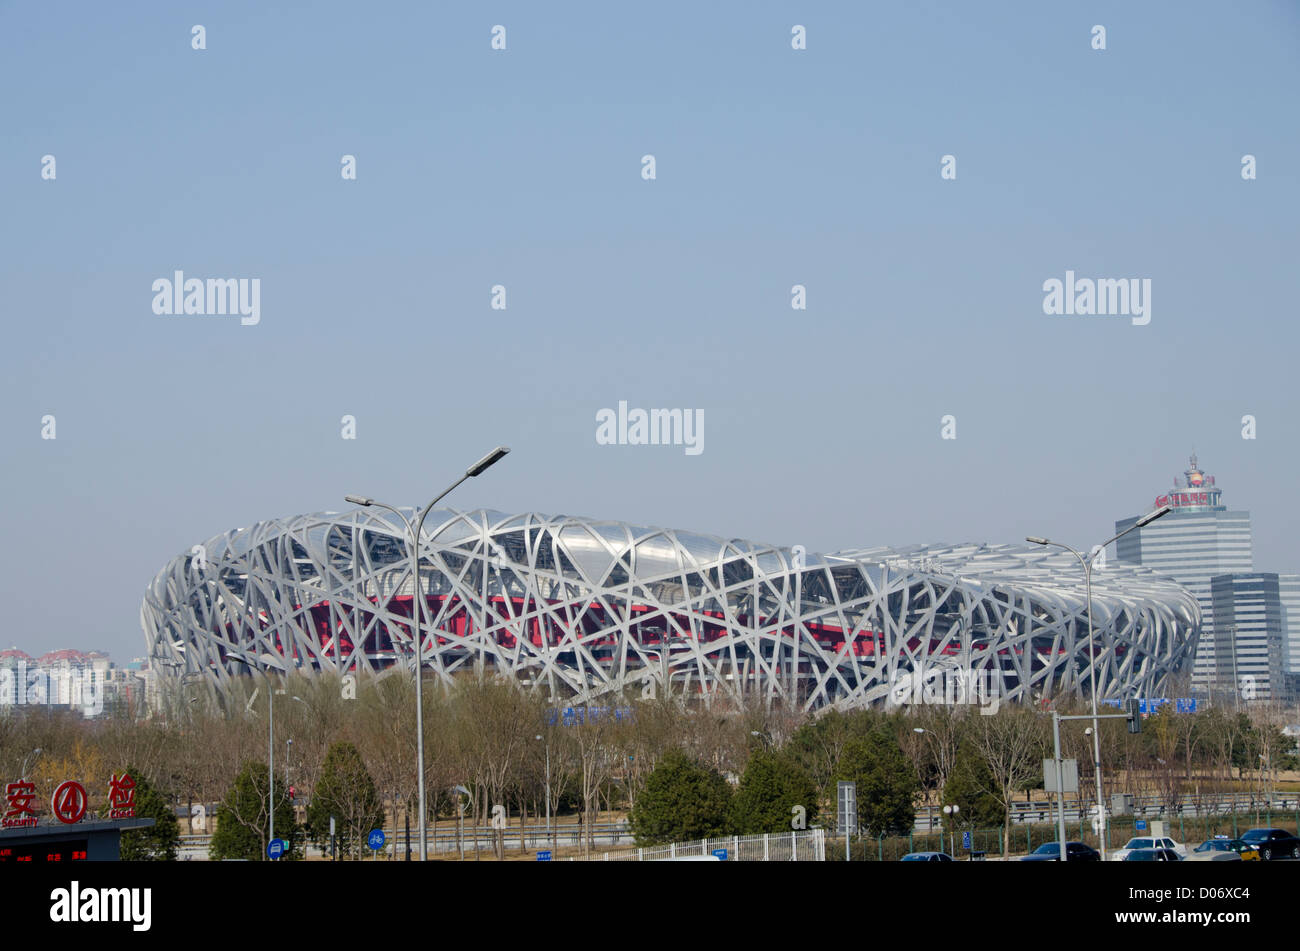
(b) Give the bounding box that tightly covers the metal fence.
[591,828,826,862]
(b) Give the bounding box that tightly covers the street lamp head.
[466,446,510,477]
[1136,505,1173,528]
[1025,536,1050,546]
[344,494,374,507]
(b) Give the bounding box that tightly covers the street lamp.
[913,728,936,831]
[942,803,959,856]
[346,445,511,862]
[1027,503,1170,861]
[535,734,551,848]
[226,650,284,859]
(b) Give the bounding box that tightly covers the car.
[1239,828,1300,861]
[900,851,954,862]
[1022,841,1101,862]
[1188,837,1259,862]
[1112,836,1187,861]
[1122,848,1183,862]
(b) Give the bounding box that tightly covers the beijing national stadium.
[141,508,1200,711]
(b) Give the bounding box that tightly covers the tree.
[629,748,732,846]
[305,742,385,859]
[834,728,919,836]
[940,742,1002,832]
[210,761,299,861]
[968,707,1047,853]
[730,749,818,834]
[117,766,180,861]
[786,709,856,803]
[449,674,540,859]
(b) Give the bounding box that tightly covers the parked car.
[1122,848,1183,862]
[1239,828,1300,861]
[1188,837,1259,862]
[1112,836,1187,861]
[900,851,954,862]
[1022,841,1101,862]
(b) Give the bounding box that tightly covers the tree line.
[0,670,1295,859]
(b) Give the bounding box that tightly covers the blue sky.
[2,1,1298,661]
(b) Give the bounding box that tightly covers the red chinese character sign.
[3,782,38,828]
[51,780,87,824]
[108,772,136,819]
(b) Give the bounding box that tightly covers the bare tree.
[969,707,1048,853]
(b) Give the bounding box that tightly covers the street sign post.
[537,850,552,862]
[368,828,386,859]
[267,838,285,860]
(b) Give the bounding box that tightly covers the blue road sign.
[1136,820,1147,831]
[962,831,972,850]
[367,829,386,851]
[267,838,285,859]
[537,850,552,862]
[712,848,728,861]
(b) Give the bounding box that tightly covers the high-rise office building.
[1277,574,1300,702]
[1210,573,1286,702]
[1115,454,1253,693]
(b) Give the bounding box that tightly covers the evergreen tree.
[629,748,732,846]
[730,749,819,834]
[834,728,919,836]
[305,742,386,859]
[940,742,1002,831]
[210,761,299,861]
[117,766,180,861]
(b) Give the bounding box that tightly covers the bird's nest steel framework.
[141,508,1200,711]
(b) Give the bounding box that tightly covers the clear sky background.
[2,2,1297,662]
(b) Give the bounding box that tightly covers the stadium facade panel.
[141,509,1200,710]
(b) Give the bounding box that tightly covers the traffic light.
[1126,698,1142,734]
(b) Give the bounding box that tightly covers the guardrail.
[179,821,640,858]
[915,792,1300,830]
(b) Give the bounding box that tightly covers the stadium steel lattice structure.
[141,508,1200,711]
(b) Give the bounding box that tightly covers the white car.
[1112,836,1187,861]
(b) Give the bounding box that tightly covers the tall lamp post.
[1027,503,1171,861]
[535,734,551,848]
[346,445,510,862]
[225,650,286,858]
